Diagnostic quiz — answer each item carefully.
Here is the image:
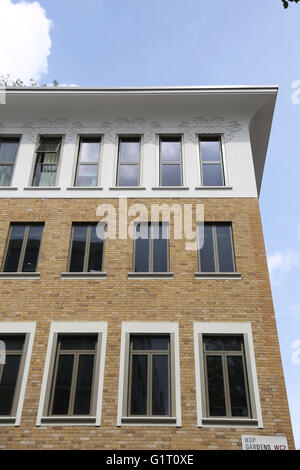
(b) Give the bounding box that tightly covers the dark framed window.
[159,136,182,186]
[3,223,44,273]
[198,223,235,273]
[32,136,61,186]
[203,335,251,418]
[75,137,101,187]
[117,136,141,186]
[0,137,19,186]
[68,223,105,273]
[0,334,26,416]
[128,335,171,417]
[199,136,224,186]
[48,334,98,416]
[134,222,169,273]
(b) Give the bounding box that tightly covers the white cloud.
[0,0,52,83]
[267,249,299,275]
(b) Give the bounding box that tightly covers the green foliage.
[282,0,300,8]
[0,74,59,88]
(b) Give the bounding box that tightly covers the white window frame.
[193,322,263,428]
[36,322,107,426]
[0,322,36,426]
[117,321,181,427]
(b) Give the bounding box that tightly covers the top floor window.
[32,136,61,186]
[160,136,182,187]
[117,137,141,186]
[75,137,101,187]
[0,137,19,186]
[199,136,224,186]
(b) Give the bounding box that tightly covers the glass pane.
[227,356,249,417]
[204,336,242,352]
[153,224,168,272]
[0,140,19,163]
[200,139,222,162]
[152,355,169,416]
[134,224,150,272]
[216,224,234,272]
[199,224,215,272]
[34,163,57,186]
[22,224,43,272]
[76,165,98,187]
[118,164,139,186]
[130,355,147,415]
[202,164,223,186]
[51,355,74,415]
[0,335,25,351]
[0,355,21,415]
[160,138,181,162]
[73,355,94,415]
[119,138,140,163]
[69,225,87,272]
[88,225,104,272]
[206,355,226,417]
[37,138,60,153]
[3,225,26,272]
[0,165,13,186]
[161,164,181,186]
[79,140,100,163]
[59,335,97,351]
[132,335,169,351]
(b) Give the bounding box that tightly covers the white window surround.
[68,134,104,189]
[36,321,107,426]
[193,321,263,428]
[117,321,181,427]
[111,134,145,189]
[195,133,230,189]
[154,134,186,189]
[0,322,36,426]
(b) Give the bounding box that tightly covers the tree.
[0,74,59,88]
[282,0,300,8]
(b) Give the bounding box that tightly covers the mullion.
[17,226,30,272]
[212,225,219,272]
[222,353,232,418]
[83,225,92,272]
[68,352,80,415]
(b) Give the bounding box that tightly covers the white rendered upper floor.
[0,85,277,199]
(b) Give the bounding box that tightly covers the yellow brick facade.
[0,197,295,449]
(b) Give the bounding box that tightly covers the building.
[0,86,295,450]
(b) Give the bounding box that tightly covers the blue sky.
[1,0,300,448]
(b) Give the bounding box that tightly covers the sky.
[0,0,299,448]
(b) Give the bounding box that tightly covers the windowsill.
[39,416,97,426]
[201,417,259,428]
[152,186,189,190]
[120,416,177,426]
[194,272,241,280]
[128,272,174,279]
[109,186,146,190]
[0,272,40,279]
[195,186,233,190]
[66,186,103,190]
[0,417,17,426]
[61,272,107,279]
[0,186,18,190]
[24,186,61,190]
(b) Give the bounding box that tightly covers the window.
[0,138,19,186]
[203,335,250,418]
[3,223,44,273]
[198,223,235,273]
[37,322,107,426]
[68,223,105,273]
[193,322,263,428]
[160,136,182,186]
[32,136,61,186]
[128,335,171,417]
[134,222,169,273]
[75,137,101,187]
[117,137,141,186]
[199,136,224,186]
[117,322,181,426]
[48,335,98,416]
[0,322,36,426]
